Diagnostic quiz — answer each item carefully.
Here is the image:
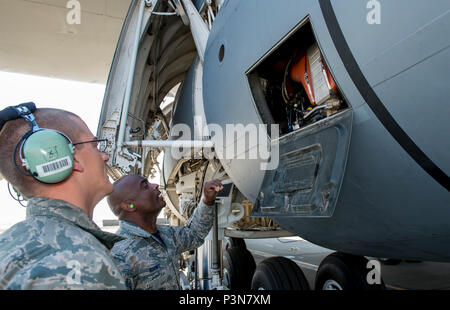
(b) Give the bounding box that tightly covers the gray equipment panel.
[252,110,352,218]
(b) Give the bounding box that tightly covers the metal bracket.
[171,0,189,25]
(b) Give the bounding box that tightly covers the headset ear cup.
[22,130,74,184]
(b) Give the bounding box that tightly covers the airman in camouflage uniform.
[0,107,127,289]
[0,197,127,290]
[108,175,222,290]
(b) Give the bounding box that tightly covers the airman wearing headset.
[0,103,126,290]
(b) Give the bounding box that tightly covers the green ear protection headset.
[1,103,75,184]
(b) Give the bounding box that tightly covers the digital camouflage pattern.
[0,197,127,290]
[111,200,214,290]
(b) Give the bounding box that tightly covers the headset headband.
[0,102,37,132]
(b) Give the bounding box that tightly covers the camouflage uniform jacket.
[111,200,214,290]
[0,197,127,290]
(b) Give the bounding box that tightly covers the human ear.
[72,152,84,173]
[121,200,136,213]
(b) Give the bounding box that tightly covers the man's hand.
[202,179,224,206]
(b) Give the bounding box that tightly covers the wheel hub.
[323,279,343,290]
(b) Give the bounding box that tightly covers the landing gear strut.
[197,202,226,290]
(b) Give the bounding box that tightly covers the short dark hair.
[0,108,83,197]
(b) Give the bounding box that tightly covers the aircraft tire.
[223,237,247,251]
[223,247,256,289]
[251,256,310,290]
[315,252,385,290]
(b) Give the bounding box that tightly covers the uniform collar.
[26,197,124,249]
[118,220,153,238]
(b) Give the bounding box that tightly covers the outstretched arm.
[173,180,223,254]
